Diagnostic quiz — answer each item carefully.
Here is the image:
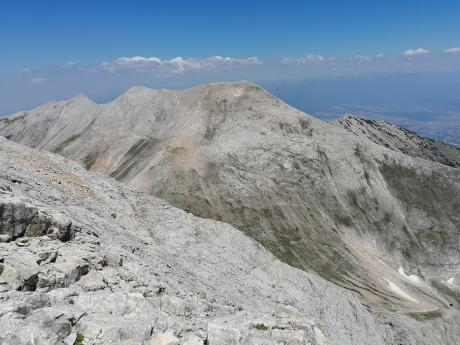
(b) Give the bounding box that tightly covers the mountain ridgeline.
[336,115,460,168]
[1,82,460,343]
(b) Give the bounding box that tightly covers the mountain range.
[0,81,459,344]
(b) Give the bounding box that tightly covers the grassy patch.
[252,323,269,331]
[334,213,353,227]
[407,309,442,321]
[74,331,84,345]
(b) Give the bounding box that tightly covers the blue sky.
[2,0,460,68]
[1,0,460,119]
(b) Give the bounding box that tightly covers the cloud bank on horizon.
[99,56,263,74]
[4,46,458,112]
[16,45,460,77]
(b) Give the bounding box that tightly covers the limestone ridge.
[1,81,460,344]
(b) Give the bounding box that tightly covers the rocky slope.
[3,136,459,344]
[1,81,460,343]
[335,115,460,168]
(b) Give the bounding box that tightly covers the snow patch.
[398,267,421,283]
[384,278,419,303]
[446,277,455,285]
[376,257,387,265]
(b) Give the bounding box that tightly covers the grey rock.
[0,234,11,243]
[2,81,458,312]
[16,293,51,315]
[0,82,459,344]
[76,270,106,291]
[103,253,123,267]
[180,335,204,345]
[149,331,179,345]
[207,314,329,345]
[0,254,39,291]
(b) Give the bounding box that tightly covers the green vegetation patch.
[252,323,269,331]
[74,331,84,345]
[406,309,442,321]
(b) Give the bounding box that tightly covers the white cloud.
[29,77,46,84]
[100,56,263,74]
[402,48,430,56]
[19,67,32,73]
[360,53,386,60]
[281,54,325,64]
[282,53,385,65]
[352,55,373,61]
[444,47,460,53]
[63,61,77,67]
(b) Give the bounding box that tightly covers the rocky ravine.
[1,81,460,344]
[3,136,458,345]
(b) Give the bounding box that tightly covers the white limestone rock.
[0,82,459,344]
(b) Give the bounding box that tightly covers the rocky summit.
[0,81,459,344]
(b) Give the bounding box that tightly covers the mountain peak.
[205,80,257,88]
[68,93,93,104]
[123,85,157,95]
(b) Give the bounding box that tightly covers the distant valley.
[263,73,460,147]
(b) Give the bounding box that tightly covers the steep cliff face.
[1,82,459,319]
